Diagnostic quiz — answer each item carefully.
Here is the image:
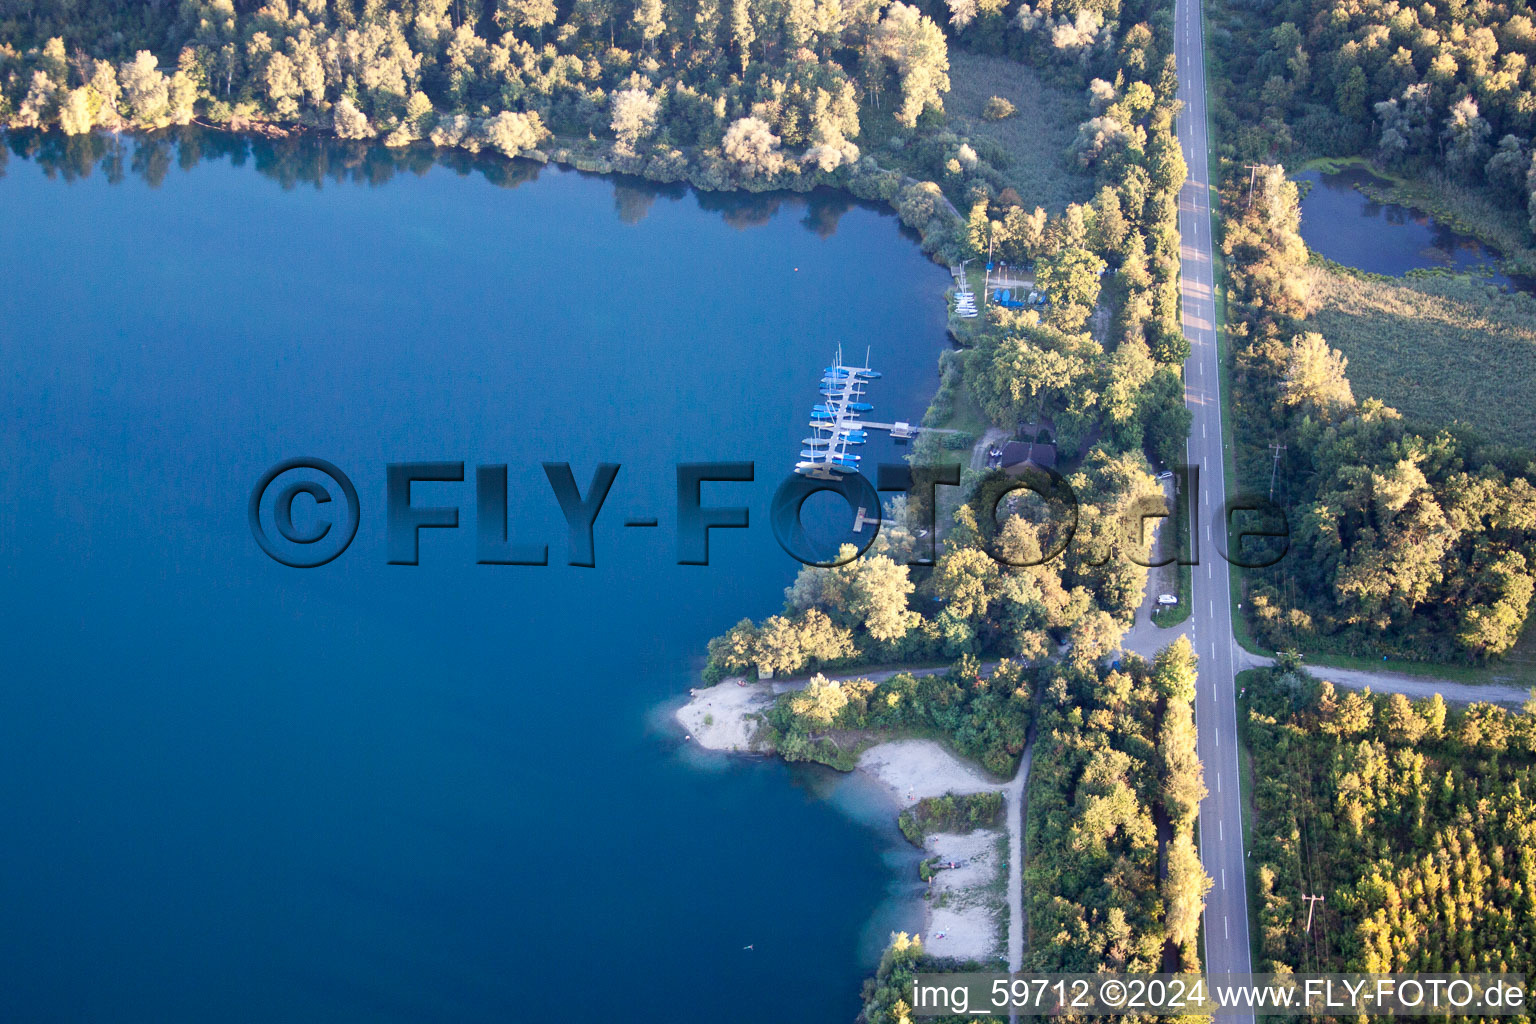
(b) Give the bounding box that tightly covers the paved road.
[1172,0,1256,1003]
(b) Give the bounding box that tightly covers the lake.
[0,130,945,1022]
[1295,166,1529,290]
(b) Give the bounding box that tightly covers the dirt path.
[1255,660,1531,707]
[767,661,996,694]
[1004,735,1031,972]
[971,426,1012,473]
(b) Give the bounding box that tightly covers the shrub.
[898,791,1005,845]
[982,96,1016,120]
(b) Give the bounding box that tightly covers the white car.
[1157,594,1179,606]
[1156,470,1174,480]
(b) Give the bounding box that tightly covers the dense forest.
[704,442,1168,680]
[853,640,1210,1024]
[1025,638,1207,973]
[1207,0,1536,269]
[0,0,947,182]
[1244,661,1536,984]
[1221,163,1536,662]
[0,0,1169,242]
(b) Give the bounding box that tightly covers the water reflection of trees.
[3,127,896,238]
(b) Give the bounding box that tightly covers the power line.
[1268,442,1287,501]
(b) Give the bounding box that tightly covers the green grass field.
[1305,265,1536,451]
[944,51,1095,213]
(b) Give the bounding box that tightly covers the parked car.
[1155,470,1174,481]
[1157,593,1179,606]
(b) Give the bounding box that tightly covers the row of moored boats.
[795,355,882,479]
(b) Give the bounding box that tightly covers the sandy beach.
[675,678,775,751]
[923,828,1005,963]
[856,739,1005,803]
[675,681,1008,959]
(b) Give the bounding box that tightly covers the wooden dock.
[858,420,962,437]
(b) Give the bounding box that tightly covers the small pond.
[1295,166,1529,292]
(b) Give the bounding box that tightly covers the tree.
[58,87,96,135]
[964,199,991,260]
[1384,692,1427,744]
[1334,64,1367,120]
[89,60,121,120]
[803,83,861,171]
[722,116,785,178]
[496,0,558,39]
[706,618,760,678]
[1164,830,1212,948]
[848,553,919,642]
[939,0,975,29]
[481,111,548,157]
[632,0,665,49]
[786,546,917,642]
[983,96,1015,120]
[1035,247,1105,330]
[1443,96,1492,181]
[1066,610,1123,671]
[1153,636,1198,702]
[1090,187,1129,258]
[610,88,660,154]
[933,546,999,621]
[999,205,1048,262]
[168,71,197,124]
[1071,115,1134,169]
[1485,135,1529,201]
[730,0,755,71]
[263,50,301,116]
[1279,333,1354,420]
[118,51,170,126]
[1146,126,1187,194]
[1374,83,1434,166]
[1160,700,1205,823]
[870,2,950,128]
[333,95,375,138]
[788,674,849,726]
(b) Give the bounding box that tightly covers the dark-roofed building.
[998,439,1057,472]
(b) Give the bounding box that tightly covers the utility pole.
[1268,442,1287,501]
[983,230,995,310]
[1245,164,1263,208]
[1301,893,1325,932]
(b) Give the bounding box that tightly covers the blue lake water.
[0,132,943,1022]
[1295,167,1529,290]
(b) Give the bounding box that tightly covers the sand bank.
[675,678,773,752]
[675,682,1008,960]
[922,828,1005,963]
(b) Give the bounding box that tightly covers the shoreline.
[675,678,1008,961]
[13,121,963,268]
